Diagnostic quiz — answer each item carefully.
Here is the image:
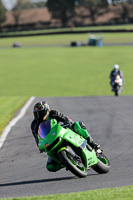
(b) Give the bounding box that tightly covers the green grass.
[1,32,133,47]
[0,97,28,134]
[0,186,133,200]
[0,46,133,97]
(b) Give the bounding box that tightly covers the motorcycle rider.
[31,101,100,172]
[110,64,124,91]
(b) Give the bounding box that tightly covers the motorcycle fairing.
[38,119,98,168]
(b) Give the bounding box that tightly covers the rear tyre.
[58,148,88,178]
[93,153,110,174]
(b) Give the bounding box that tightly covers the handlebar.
[62,123,70,128]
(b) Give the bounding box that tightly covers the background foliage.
[0,0,6,25]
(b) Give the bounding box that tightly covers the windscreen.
[38,121,51,139]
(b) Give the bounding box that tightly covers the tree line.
[0,0,133,28]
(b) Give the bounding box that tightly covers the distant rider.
[109,64,124,91]
[31,101,101,172]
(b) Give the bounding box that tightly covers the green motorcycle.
[38,119,110,178]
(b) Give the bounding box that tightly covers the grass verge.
[0,97,28,135]
[0,46,133,96]
[0,186,133,200]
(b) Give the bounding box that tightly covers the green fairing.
[38,119,98,170]
[82,146,98,168]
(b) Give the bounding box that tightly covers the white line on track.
[0,96,35,149]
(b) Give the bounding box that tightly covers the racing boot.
[87,138,101,152]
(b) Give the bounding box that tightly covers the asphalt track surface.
[0,96,133,198]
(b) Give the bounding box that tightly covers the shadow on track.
[0,176,75,187]
[0,174,98,187]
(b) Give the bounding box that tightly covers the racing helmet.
[33,101,50,121]
[113,64,119,71]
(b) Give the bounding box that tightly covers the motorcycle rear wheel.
[93,152,110,174]
[58,148,88,178]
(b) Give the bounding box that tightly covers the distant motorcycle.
[111,75,123,96]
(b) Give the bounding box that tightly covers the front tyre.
[93,153,110,174]
[115,90,118,96]
[58,149,88,178]
[114,85,119,96]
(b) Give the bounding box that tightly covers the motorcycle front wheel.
[93,152,110,174]
[58,148,88,178]
[114,85,119,96]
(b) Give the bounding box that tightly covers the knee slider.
[79,122,86,129]
[74,122,86,131]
